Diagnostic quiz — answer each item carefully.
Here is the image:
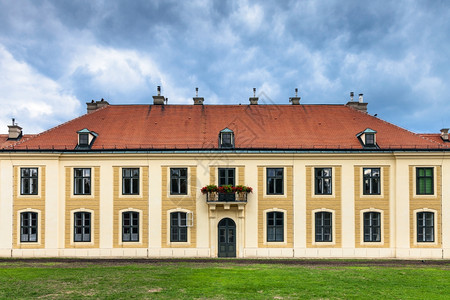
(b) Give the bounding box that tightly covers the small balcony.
[206,192,248,203]
[202,185,252,207]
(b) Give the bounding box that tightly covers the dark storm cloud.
[0,0,449,133]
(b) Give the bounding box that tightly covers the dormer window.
[76,128,98,149]
[365,133,375,146]
[219,128,234,149]
[357,128,378,149]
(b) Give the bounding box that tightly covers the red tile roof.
[419,134,449,146]
[5,104,448,151]
[1,134,35,149]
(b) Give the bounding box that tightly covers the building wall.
[0,152,449,258]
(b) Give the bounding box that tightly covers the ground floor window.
[315,211,332,242]
[122,211,139,242]
[74,212,91,242]
[170,212,187,242]
[363,212,381,242]
[417,212,434,242]
[267,211,284,242]
[20,212,37,242]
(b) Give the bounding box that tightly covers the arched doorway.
[218,218,236,257]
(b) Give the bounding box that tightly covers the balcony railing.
[206,192,248,203]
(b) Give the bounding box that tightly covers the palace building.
[0,89,449,258]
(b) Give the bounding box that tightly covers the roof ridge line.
[8,105,110,149]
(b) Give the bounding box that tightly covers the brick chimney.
[153,86,165,105]
[86,98,109,114]
[193,87,204,105]
[249,88,258,105]
[441,128,449,141]
[289,88,300,105]
[346,92,368,113]
[7,118,22,139]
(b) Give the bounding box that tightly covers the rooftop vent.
[249,88,258,105]
[86,98,109,114]
[346,92,367,113]
[7,118,22,140]
[289,88,300,105]
[441,128,449,141]
[153,86,165,105]
[193,87,204,105]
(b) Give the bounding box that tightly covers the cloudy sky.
[0,0,449,134]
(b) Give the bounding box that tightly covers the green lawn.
[0,259,449,299]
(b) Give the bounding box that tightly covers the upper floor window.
[267,211,284,242]
[416,167,433,195]
[20,212,37,242]
[74,212,91,242]
[122,168,139,195]
[170,212,187,242]
[417,212,434,242]
[74,168,91,195]
[315,168,332,195]
[218,168,235,186]
[363,168,380,195]
[267,168,283,195]
[20,168,38,195]
[315,211,332,242]
[365,133,375,146]
[79,133,89,146]
[219,128,234,148]
[170,168,187,195]
[363,212,381,242]
[122,211,139,242]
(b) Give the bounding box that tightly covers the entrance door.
[218,218,236,258]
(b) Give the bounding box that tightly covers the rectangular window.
[20,212,37,242]
[122,168,139,195]
[363,212,381,242]
[218,168,235,186]
[267,212,284,242]
[315,212,332,242]
[122,211,139,242]
[74,168,91,195]
[315,168,332,195]
[74,212,91,242]
[267,168,283,195]
[365,133,375,145]
[20,168,38,195]
[417,212,434,242]
[170,212,187,242]
[170,168,187,195]
[79,133,89,146]
[363,168,380,195]
[416,167,433,195]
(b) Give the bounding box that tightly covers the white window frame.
[312,208,336,246]
[412,166,438,198]
[166,208,194,246]
[17,208,42,246]
[360,209,384,246]
[118,208,143,245]
[263,208,287,246]
[70,208,95,246]
[413,208,438,246]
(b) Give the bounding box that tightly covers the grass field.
[0,259,449,299]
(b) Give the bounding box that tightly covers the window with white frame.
[363,212,381,242]
[315,168,332,195]
[74,168,91,195]
[20,168,38,195]
[267,168,283,195]
[20,212,38,242]
[170,212,187,242]
[122,168,139,195]
[74,212,91,242]
[122,211,139,242]
[417,212,434,242]
[363,168,380,195]
[315,211,332,242]
[267,211,284,242]
[170,168,187,195]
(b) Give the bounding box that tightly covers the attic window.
[356,128,378,148]
[365,133,375,146]
[219,128,234,149]
[76,128,98,149]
